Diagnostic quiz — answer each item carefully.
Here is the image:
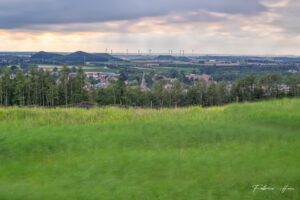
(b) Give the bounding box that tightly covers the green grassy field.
[0,99,299,200]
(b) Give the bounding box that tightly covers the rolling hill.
[30,51,121,64]
[30,51,65,62]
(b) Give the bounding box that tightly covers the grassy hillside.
[0,99,299,200]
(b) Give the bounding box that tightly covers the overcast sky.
[1,0,300,55]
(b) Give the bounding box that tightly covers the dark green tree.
[59,65,70,105]
[14,69,26,106]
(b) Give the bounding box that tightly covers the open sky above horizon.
[1,0,300,55]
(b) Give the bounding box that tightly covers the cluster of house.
[155,74,215,89]
[79,71,216,91]
[85,72,121,88]
[185,74,215,85]
[49,70,292,94]
[50,71,121,88]
[0,58,8,63]
[85,72,215,90]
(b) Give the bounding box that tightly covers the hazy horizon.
[1,0,300,55]
[2,51,300,58]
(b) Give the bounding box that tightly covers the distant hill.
[0,55,24,64]
[30,51,121,64]
[65,51,111,63]
[177,56,191,62]
[30,51,64,61]
[93,53,122,61]
[155,55,176,61]
[155,55,191,62]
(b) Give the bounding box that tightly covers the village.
[82,71,217,90]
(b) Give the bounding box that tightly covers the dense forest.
[0,65,299,108]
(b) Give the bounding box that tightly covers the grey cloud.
[20,10,225,33]
[0,0,266,29]
[271,0,300,35]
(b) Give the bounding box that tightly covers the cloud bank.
[0,0,265,29]
[1,0,300,55]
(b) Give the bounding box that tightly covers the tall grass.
[0,105,224,126]
[0,98,299,200]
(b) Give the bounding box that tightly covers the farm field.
[38,64,119,73]
[37,64,198,74]
[0,99,299,200]
[84,68,119,73]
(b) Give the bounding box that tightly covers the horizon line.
[1,51,300,58]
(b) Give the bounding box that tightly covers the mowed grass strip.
[0,99,299,200]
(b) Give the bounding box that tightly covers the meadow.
[0,99,299,200]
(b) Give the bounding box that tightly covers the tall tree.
[44,70,58,106]
[0,68,13,106]
[14,69,25,106]
[216,81,228,105]
[111,77,127,105]
[151,80,167,108]
[170,80,184,107]
[260,73,283,98]
[207,82,217,106]
[286,74,300,97]
[74,66,88,103]
[187,79,207,106]
[59,65,70,105]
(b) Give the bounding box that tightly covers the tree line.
[0,66,88,106]
[0,66,300,107]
